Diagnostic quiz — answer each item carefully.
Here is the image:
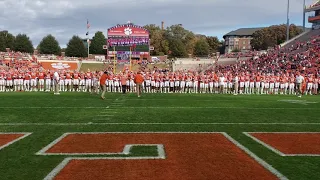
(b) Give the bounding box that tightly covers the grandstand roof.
[223,27,263,38]
[305,0,320,12]
[223,26,309,39]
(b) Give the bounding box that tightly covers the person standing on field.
[134,71,144,97]
[121,72,127,94]
[100,71,108,100]
[295,72,304,98]
[53,71,60,95]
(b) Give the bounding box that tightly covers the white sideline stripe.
[42,132,286,180]
[1,122,320,126]
[223,133,288,180]
[0,107,109,109]
[125,99,283,102]
[111,107,320,110]
[0,106,317,109]
[244,132,320,156]
[0,132,32,150]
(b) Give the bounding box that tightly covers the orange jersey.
[66,73,72,79]
[7,74,12,80]
[86,72,92,79]
[25,74,31,80]
[38,72,45,79]
[256,76,261,82]
[31,73,37,79]
[74,73,79,79]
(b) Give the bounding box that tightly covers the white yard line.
[0,107,110,109]
[125,99,280,102]
[96,115,114,117]
[110,107,319,110]
[99,112,118,114]
[0,106,317,110]
[1,122,320,126]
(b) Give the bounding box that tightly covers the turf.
[0,92,319,180]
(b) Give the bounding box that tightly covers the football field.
[0,92,320,180]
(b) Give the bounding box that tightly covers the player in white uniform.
[0,73,5,92]
[85,71,92,92]
[145,76,151,93]
[180,76,186,93]
[305,74,313,95]
[59,74,65,92]
[45,73,51,92]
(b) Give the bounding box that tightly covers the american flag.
[86,19,90,29]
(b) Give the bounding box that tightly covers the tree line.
[0,23,304,58]
[250,24,303,50]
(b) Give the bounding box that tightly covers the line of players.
[0,70,318,95]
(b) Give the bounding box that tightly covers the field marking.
[1,122,320,126]
[223,133,287,180]
[125,99,291,102]
[0,106,110,109]
[0,132,32,150]
[96,115,114,117]
[37,132,165,156]
[43,144,165,180]
[244,132,320,156]
[42,132,287,180]
[0,106,317,110]
[278,99,318,105]
[100,111,118,114]
[110,107,319,110]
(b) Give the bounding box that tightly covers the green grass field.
[0,92,319,180]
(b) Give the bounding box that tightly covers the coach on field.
[134,71,144,98]
[100,71,109,100]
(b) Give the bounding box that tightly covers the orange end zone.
[44,133,283,180]
[0,133,29,150]
[247,133,320,156]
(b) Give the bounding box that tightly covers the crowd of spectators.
[214,35,320,76]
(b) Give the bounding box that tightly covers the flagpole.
[303,0,306,32]
[87,19,90,58]
[286,0,290,41]
[129,47,132,71]
[113,46,116,74]
[87,38,90,58]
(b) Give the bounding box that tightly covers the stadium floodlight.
[286,0,290,42]
[303,0,306,32]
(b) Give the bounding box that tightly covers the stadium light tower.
[303,0,306,31]
[286,0,290,41]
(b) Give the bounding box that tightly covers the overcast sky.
[0,0,316,47]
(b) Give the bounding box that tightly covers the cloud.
[0,0,314,47]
